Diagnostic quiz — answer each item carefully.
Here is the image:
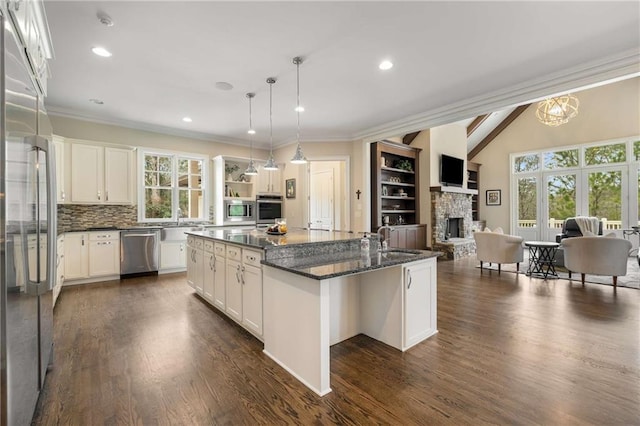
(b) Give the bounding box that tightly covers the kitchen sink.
[161,226,203,241]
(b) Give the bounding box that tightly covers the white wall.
[470,77,640,231]
[429,123,468,187]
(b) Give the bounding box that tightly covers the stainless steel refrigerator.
[1,12,56,426]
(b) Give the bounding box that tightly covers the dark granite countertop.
[185,228,358,250]
[186,227,441,280]
[262,249,441,280]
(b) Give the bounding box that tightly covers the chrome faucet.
[176,208,183,226]
[377,225,394,251]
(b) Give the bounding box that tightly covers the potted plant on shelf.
[395,159,413,172]
[225,163,239,181]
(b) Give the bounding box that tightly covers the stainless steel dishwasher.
[120,229,160,277]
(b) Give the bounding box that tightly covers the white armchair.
[473,230,524,273]
[562,236,632,287]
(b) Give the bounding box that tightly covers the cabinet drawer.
[89,231,119,241]
[203,240,214,253]
[243,249,262,268]
[226,245,241,261]
[214,242,226,256]
[187,236,203,249]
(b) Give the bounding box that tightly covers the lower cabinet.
[186,237,263,339]
[65,231,121,284]
[225,258,243,322]
[64,232,89,280]
[403,259,437,349]
[186,237,204,295]
[382,224,426,250]
[54,235,64,307]
[160,241,187,271]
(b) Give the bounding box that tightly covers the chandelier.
[536,93,579,127]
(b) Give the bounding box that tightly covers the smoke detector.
[97,13,114,27]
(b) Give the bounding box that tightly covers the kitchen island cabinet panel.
[203,251,215,302]
[187,241,204,295]
[241,263,262,336]
[159,241,186,271]
[225,258,242,322]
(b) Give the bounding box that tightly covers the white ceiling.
[43,1,640,148]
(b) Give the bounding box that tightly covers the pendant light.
[244,92,258,175]
[536,93,579,127]
[290,56,307,164]
[264,77,278,171]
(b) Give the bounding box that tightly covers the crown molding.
[356,48,640,143]
[45,106,253,148]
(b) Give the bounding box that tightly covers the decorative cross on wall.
[356,190,361,200]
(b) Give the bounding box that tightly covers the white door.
[310,169,333,230]
[543,171,580,241]
[582,165,628,237]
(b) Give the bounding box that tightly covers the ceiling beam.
[402,131,420,145]
[466,114,491,137]
[468,104,530,160]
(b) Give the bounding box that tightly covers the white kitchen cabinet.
[88,231,120,277]
[71,143,133,204]
[159,241,186,271]
[71,143,102,203]
[104,147,133,203]
[186,237,204,295]
[225,257,243,322]
[256,164,282,194]
[63,232,89,280]
[241,263,262,336]
[403,260,437,349]
[213,242,226,310]
[53,137,66,203]
[53,235,64,307]
[203,240,215,302]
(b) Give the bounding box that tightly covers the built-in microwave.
[256,195,283,225]
[224,199,255,224]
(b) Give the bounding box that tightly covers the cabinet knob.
[97,190,101,201]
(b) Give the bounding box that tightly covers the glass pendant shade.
[290,56,307,164]
[245,159,258,175]
[291,143,307,164]
[264,155,278,170]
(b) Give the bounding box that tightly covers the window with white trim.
[140,150,208,222]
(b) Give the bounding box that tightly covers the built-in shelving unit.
[371,141,426,249]
[467,162,480,221]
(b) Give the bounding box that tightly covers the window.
[543,149,578,169]
[634,140,640,161]
[513,154,539,173]
[140,150,207,222]
[584,143,626,165]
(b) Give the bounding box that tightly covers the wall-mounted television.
[440,154,464,187]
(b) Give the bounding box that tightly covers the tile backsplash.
[57,204,216,232]
[57,204,138,232]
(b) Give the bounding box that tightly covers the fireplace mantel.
[430,186,478,195]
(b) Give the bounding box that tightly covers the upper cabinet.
[53,136,66,203]
[5,0,53,96]
[70,142,134,204]
[256,163,282,194]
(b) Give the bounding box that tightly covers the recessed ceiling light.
[182,117,192,123]
[247,129,256,135]
[97,13,114,27]
[92,46,112,57]
[294,105,305,112]
[89,98,104,104]
[215,82,233,91]
[379,60,393,70]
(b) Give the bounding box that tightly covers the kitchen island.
[186,228,440,396]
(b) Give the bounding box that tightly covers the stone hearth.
[430,188,476,260]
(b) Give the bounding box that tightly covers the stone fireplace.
[430,188,477,259]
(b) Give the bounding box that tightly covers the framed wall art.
[286,178,296,199]
[486,189,501,206]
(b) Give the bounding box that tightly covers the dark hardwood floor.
[33,257,640,425]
